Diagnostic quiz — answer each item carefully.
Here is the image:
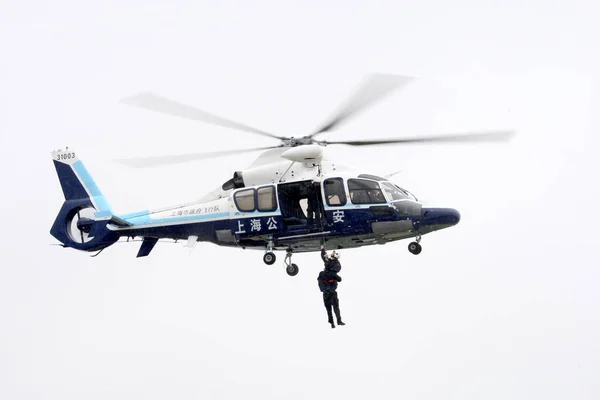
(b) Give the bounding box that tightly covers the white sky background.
[1,1,599,399]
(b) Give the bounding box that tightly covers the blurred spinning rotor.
[116,73,514,167]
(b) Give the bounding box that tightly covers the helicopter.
[50,73,514,276]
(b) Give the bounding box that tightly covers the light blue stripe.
[123,211,231,226]
[73,160,113,212]
[119,210,151,219]
[73,161,102,197]
[92,196,112,213]
[233,208,280,216]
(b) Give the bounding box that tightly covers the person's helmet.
[331,251,340,259]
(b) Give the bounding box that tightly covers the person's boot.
[330,321,335,329]
[337,320,346,326]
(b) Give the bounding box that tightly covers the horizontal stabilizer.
[109,215,133,227]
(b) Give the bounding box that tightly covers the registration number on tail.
[56,152,76,161]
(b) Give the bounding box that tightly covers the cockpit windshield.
[382,182,418,201]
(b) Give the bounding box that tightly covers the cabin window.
[381,182,410,201]
[348,179,387,204]
[257,186,277,212]
[324,178,347,206]
[234,189,255,212]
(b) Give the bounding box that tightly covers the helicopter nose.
[420,207,461,228]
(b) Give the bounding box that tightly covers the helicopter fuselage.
[49,148,460,274]
[107,172,461,256]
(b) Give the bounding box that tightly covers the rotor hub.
[281,136,317,147]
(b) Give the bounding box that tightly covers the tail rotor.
[68,207,96,244]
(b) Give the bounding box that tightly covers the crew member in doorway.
[306,180,322,231]
[318,244,345,328]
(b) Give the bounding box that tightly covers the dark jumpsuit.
[318,248,343,325]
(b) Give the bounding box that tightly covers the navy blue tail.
[50,148,119,252]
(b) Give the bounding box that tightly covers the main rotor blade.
[322,130,516,146]
[114,145,280,168]
[309,73,414,137]
[121,92,286,141]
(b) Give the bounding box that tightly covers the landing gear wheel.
[286,263,299,276]
[283,249,299,276]
[263,252,276,265]
[408,242,422,255]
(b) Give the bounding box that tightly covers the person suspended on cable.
[318,244,345,328]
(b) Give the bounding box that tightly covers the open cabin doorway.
[277,180,325,230]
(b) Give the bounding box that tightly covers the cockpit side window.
[348,179,387,204]
[393,184,418,201]
[324,178,347,206]
[382,182,410,201]
[234,189,256,212]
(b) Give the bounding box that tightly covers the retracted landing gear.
[408,234,422,255]
[284,249,299,276]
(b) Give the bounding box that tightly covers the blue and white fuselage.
[50,147,460,262]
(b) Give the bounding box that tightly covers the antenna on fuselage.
[185,235,198,255]
[384,170,402,179]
